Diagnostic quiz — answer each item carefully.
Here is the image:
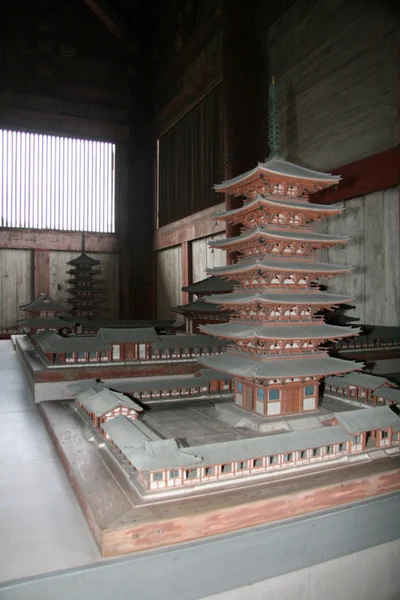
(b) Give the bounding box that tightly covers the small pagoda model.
[66,234,106,318]
[199,78,363,417]
[19,293,69,334]
[173,276,234,333]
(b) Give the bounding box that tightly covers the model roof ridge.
[207,257,353,275]
[203,290,357,305]
[200,352,362,379]
[76,387,143,413]
[213,196,345,220]
[325,372,392,390]
[213,158,341,192]
[181,275,235,294]
[200,322,361,340]
[209,226,349,247]
[67,251,100,266]
[19,292,69,313]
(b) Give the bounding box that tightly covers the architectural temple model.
[63,81,400,496]
[13,81,400,554]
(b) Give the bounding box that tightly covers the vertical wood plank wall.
[317,187,400,326]
[0,250,32,332]
[156,234,227,317]
[263,0,397,170]
[191,233,226,283]
[0,250,120,333]
[156,245,182,318]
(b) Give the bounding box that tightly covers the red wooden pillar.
[222,0,264,262]
[33,250,50,296]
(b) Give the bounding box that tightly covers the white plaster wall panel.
[192,233,226,283]
[316,187,400,326]
[49,251,120,318]
[265,0,397,170]
[156,245,182,319]
[0,249,32,332]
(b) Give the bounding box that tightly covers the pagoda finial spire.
[81,231,85,253]
[268,76,281,158]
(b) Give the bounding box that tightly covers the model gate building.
[199,81,363,418]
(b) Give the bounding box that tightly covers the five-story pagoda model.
[199,79,362,418]
[66,234,106,318]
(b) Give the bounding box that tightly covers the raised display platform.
[15,335,200,402]
[40,399,400,558]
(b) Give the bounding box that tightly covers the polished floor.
[0,341,100,583]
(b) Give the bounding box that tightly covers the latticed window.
[0,129,115,232]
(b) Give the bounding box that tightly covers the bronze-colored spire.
[268,77,281,158]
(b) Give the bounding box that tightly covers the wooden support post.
[33,250,50,297]
[181,241,192,305]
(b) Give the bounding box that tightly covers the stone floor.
[0,341,100,583]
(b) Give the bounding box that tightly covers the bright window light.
[0,129,115,232]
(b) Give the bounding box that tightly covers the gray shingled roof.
[173,300,229,314]
[19,293,68,313]
[99,327,160,343]
[214,159,341,191]
[111,374,208,393]
[18,318,71,328]
[76,387,142,416]
[204,290,356,306]
[199,369,233,381]
[182,276,235,294]
[326,372,389,391]
[199,352,362,378]
[124,439,203,470]
[208,257,352,276]
[373,387,400,403]
[102,415,161,447]
[210,227,348,248]
[151,335,226,350]
[200,322,360,340]
[68,252,100,266]
[188,426,350,467]
[334,406,400,433]
[108,425,351,472]
[214,195,344,220]
[32,330,111,353]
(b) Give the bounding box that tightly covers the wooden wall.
[156,245,182,318]
[317,187,400,326]
[191,233,226,283]
[0,249,32,333]
[155,0,399,327]
[0,249,119,333]
[261,0,397,169]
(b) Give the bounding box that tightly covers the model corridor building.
[199,80,362,417]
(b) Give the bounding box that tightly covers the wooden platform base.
[15,335,199,402]
[40,401,400,558]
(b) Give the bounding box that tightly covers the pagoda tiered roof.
[204,290,356,307]
[214,196,344,222]
[210,226,348,250]
[200,322,361,341]
[173,300,232,315]
[200,351,361,379]
[208,257,352,277]
[20,293,68,314]
[67,252,100,266]
[214,158,341,196]
[182,276,235,295]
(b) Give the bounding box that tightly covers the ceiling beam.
[83,0,128,41]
